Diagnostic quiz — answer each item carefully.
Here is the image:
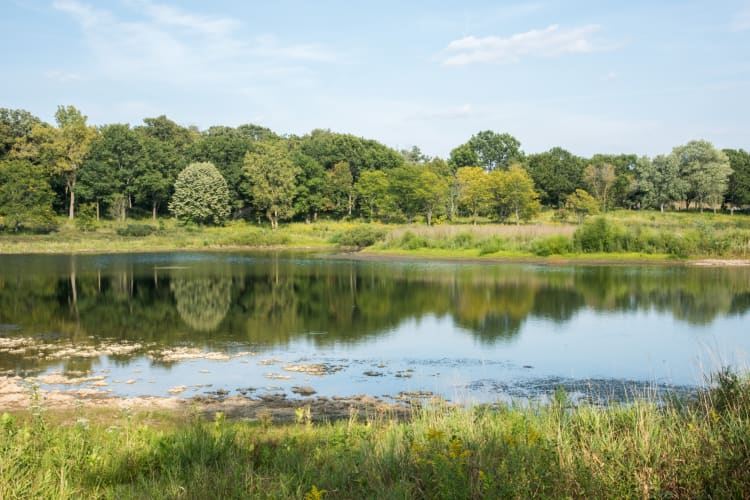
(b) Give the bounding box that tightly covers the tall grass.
[1,372,749,498]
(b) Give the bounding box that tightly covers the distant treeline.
[0,106,748,231]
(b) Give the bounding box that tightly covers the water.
[0,251,748,404]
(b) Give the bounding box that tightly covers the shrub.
[531,235,573,256]
[330,226,387,248]
[116,224,156,237]
[478,236,509,255]
[573,217,622,253]
[397,231,428,250]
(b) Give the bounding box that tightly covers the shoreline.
[1,242,749,266]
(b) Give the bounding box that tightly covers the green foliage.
[565,188,600,223]
[330,225,387,248]
[115,224,157,237]
[75,203,98,232]
[531,235,573,256]
[526,147,584,207]
[169,162,231,225]
[0,159,56,232]
[243,140,300,230]
[1,371,749,498]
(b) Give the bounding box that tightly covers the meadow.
[1,371,748,498]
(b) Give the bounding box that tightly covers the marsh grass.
[1,373,749,498]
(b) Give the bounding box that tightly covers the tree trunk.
[152,200,157,220]
[515,209,520,226]
[426,210,432,226]
[95,200,100,221]
[68,178,76,219]
[660,202,664,213]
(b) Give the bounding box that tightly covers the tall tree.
[355,170,390,221]
[487,165,540,224]
[79,124,143,220]
[243,141,300,230]
[636,155,686,212]
[325,161,355,217]
[723,149,750,213]
[672,140,732,212]
[292,149,326,222]
[0,108,42,158]
[448,142,479,170]
[526,147,584,207]
[583,162,616,211]
[456,166,490,224]
[49,106,97,219]
[452,131,524,171]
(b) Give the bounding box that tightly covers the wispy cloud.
[730,6,750,31]
[441,24,613,65]
[409,104,478,121]
[44,70,82,83]
[601,71,618,82]
[52,0,337,85]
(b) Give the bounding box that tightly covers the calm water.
[0,252,748,404]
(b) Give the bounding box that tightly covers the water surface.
[0,252,748,404]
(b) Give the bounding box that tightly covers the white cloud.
[44,70,82,83]
[52,0,336,85]
[601,71,618,81]
[441,24,611,65]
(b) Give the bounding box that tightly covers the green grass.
[2,371,749,498]
[2,211,749,261]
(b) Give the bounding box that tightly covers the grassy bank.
[1,372,749,498]
[1,211,749,261]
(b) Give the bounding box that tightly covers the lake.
[1,252,748,404]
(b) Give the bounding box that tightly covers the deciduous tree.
[169,162,230,225]
[243,141,299,230]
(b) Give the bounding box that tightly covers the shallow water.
[0,251,748,404]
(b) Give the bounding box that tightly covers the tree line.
[1,106,749,231]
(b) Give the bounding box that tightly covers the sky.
[2,0,749,159]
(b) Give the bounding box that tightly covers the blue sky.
[2,0,749,158]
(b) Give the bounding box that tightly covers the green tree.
[589,154,638,209]
[456,166,490,224]
[452,131,524,171]
[420,169,449,226]
[0,108,42,158]
[79,124,144,220]
[636,155,686,212]
[0,159,55,231]
[565,189,600,223]
[169,162,230,225]
[723,149,750,213]
[673,140,732,212]
[41,106,97,219]
[487,165,540,224]
[526,147,584,207]
[449,143,479,170]
[387,164,425,222]
[325,161,355,217]
[292,149,326,222]
[583,162,616,211]
[242,141,300,230]
[355,170,390,221]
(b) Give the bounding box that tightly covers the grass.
[1,210,749,261]
[1,371,749,498]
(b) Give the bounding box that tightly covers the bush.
[116,224,156,237]
[397,231,428,250]
[478,236,509,255]
[330,226,387,248]
[531,235,573,256]
[573,217,624,253]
